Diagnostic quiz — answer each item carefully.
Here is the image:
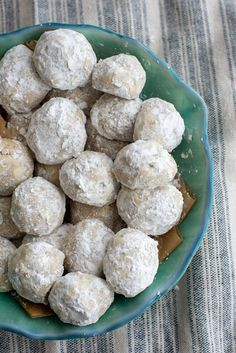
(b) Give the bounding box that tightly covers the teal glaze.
[0,23,213,340]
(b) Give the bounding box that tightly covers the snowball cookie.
[22,223,74,253]
[45,81,102,115]
[92,54,146,99]
[113,140,177,189]
[34,162,61,187]
[91,94,141,142]
[133,98,185,152]
[85,118,127,160]
[0,236,16,292]
[117,184,183,235]
[49,271,114,326]
[10,177,65,236]
[69,200,123,232]
[60,151,119,207]
[26,97,87,164]
[33,29,97,90]
[0,197,21,239]
[65,219,114,276]
[0,138,34,196]
[8,242,64,303]
[0,45,50,114]
[103,228,159,297]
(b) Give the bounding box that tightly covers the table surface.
[0,1,235,353]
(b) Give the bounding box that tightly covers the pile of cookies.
[0,29,185,326]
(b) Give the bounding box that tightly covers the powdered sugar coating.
[10,177,66,236]
[85,118,127,160]
[34,163,61,187]
[33,29,97,90]
[103,228,159,297]
[133,98,185,152]
[0,236,16,292]
[22,223,74,253]
[91,94,141,141]
[69,200,124,232]
[0,197,21,239]
[65,219,114,276]
[92,54,146,99]
[26,98,87,164]
[59,151,120,207]
[113,140,177,189]
[49,271,114,326]
[8,242,64,303]
[0,138,34,196]
[0,45,50,114]
[45,81,102,115]
[117,184,183,235]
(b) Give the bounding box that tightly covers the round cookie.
[113,140,177,189]
[45,81,102,115]
[0,138,34,196]
[59,151,119,207]
[26,97,87,164]
[85,118,127,160]
[0,236,16,292]
[34,162,61,187]
[103,228,159,297]
[8,242,64,303]
[92,54,146,99]
[133,98,185,152]
[48,272,114,326]
[10,177,66,236]
[117,184,183,235]
[22,223,74,253]
[69,200,124,232]
[90,94,141,141]
[0,197,21,239]
[33,29,97,90]
[64,219,114,276]
[0,44,50,114]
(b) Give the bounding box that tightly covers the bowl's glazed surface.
[0,23,213,339]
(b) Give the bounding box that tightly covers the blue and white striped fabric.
[0,1,235,352]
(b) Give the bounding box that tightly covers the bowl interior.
[0,24,213,339]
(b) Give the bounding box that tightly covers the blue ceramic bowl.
[0,23,213,340]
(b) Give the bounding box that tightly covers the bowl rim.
[0,22,214,340]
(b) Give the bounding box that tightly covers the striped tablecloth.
[0,1,235,352]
